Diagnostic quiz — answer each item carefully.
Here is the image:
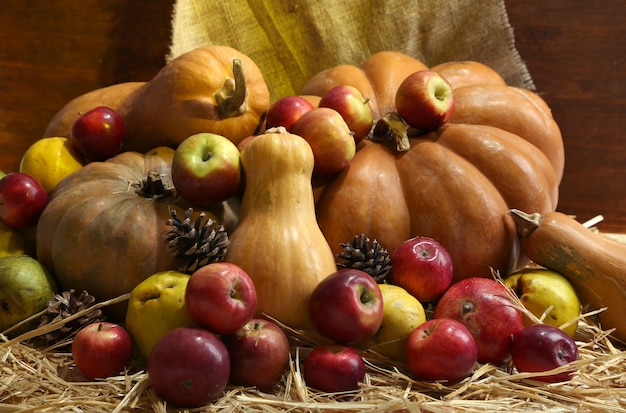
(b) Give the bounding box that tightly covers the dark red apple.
[303,344,366,393]
[308,268,383,344]
[405,318,477,383]
[221,318,290,390]
[511,324,579,383]
[265,95,314,132]
[171,132,242,207]
[70,106,125,162]
[71,322,133,380]
[291,107,356,176]
[389,236,454,302]
[185,262,257,335]
[318,85,373,143]
[433,277,523,365]
[148,326,230,407]
[395,70,455,130]
[0,172,49,229]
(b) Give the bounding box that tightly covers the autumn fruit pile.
[1,45,624,408]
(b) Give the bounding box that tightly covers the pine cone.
[165,208,230,273]
[336,234,392,282]
[38,289,105,343]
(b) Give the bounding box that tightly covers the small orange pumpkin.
[44,46,270,152]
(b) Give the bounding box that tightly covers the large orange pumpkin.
[305,53,564,280]
[36,147,239,319]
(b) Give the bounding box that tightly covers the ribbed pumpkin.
[306,53,564,281]
[36,147,239,319]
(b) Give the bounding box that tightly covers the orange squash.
[44,46,270,152]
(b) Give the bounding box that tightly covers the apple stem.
[133,171,175,199]
[215,59,248,119]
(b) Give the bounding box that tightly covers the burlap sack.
[168,0,533,101]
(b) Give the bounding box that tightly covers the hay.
[1,289,625,413]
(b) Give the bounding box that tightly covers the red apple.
[511,324,579,383]
[171,132,242,206]
[303,344,366,393]
[221,318,290,390]
[185,262,257,335]
[70,106,125,162]
[318,85,373,143]
[308,268,383,344]
[265,95,314,132]
[395,70,455,130]
[148,326,230,407]
[71,322,133,380]
[405,318,477,383]
[389,236,454,303]
[0,172,49,229]
[433,277,523,365]
[291,107,356,176]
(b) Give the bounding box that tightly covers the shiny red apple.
[221,318,290,390]
[0,172,49,229]
[171,132,242,207]
[291,107,356,176]
[70,106,125,162]
[318,85,373,143]
[405,318,477,383]
[185,262,257,335]
[433,277,524,365]
[71,322,133,380]
[308,268,383,344]
[389,235,454,302]
[148,326,230,407]
[395,70,455,130]
[303,344,366,393]
[265,95,314,132]
[511,324,579,383]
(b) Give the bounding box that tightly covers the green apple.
[125,270,198,359]
[170,132,242,207]
[0,255,57,336]
[504,268,581,337]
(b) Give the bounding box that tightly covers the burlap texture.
[168,0,533,101]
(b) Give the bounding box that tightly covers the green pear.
[0,255,57,335]
[504,268,581,337]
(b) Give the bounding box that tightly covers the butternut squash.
[510,208,626,343]
[225,127,337,329]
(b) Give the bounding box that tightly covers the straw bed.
[1,301,625,413]
[2,230,625,412]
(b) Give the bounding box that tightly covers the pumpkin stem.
[215,59,248,119]
[371,112,411,152]
[509,209,541,237]
[134,171,175,199]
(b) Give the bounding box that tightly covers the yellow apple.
[19,137,85,194]
[125,270,198,359]
[504,268,581,337]
[357,283,427,361]
[0,221,29,258]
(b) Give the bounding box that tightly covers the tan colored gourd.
[225,127,337,329]
[510,209,626,343]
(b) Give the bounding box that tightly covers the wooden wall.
[1,1,625,232]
